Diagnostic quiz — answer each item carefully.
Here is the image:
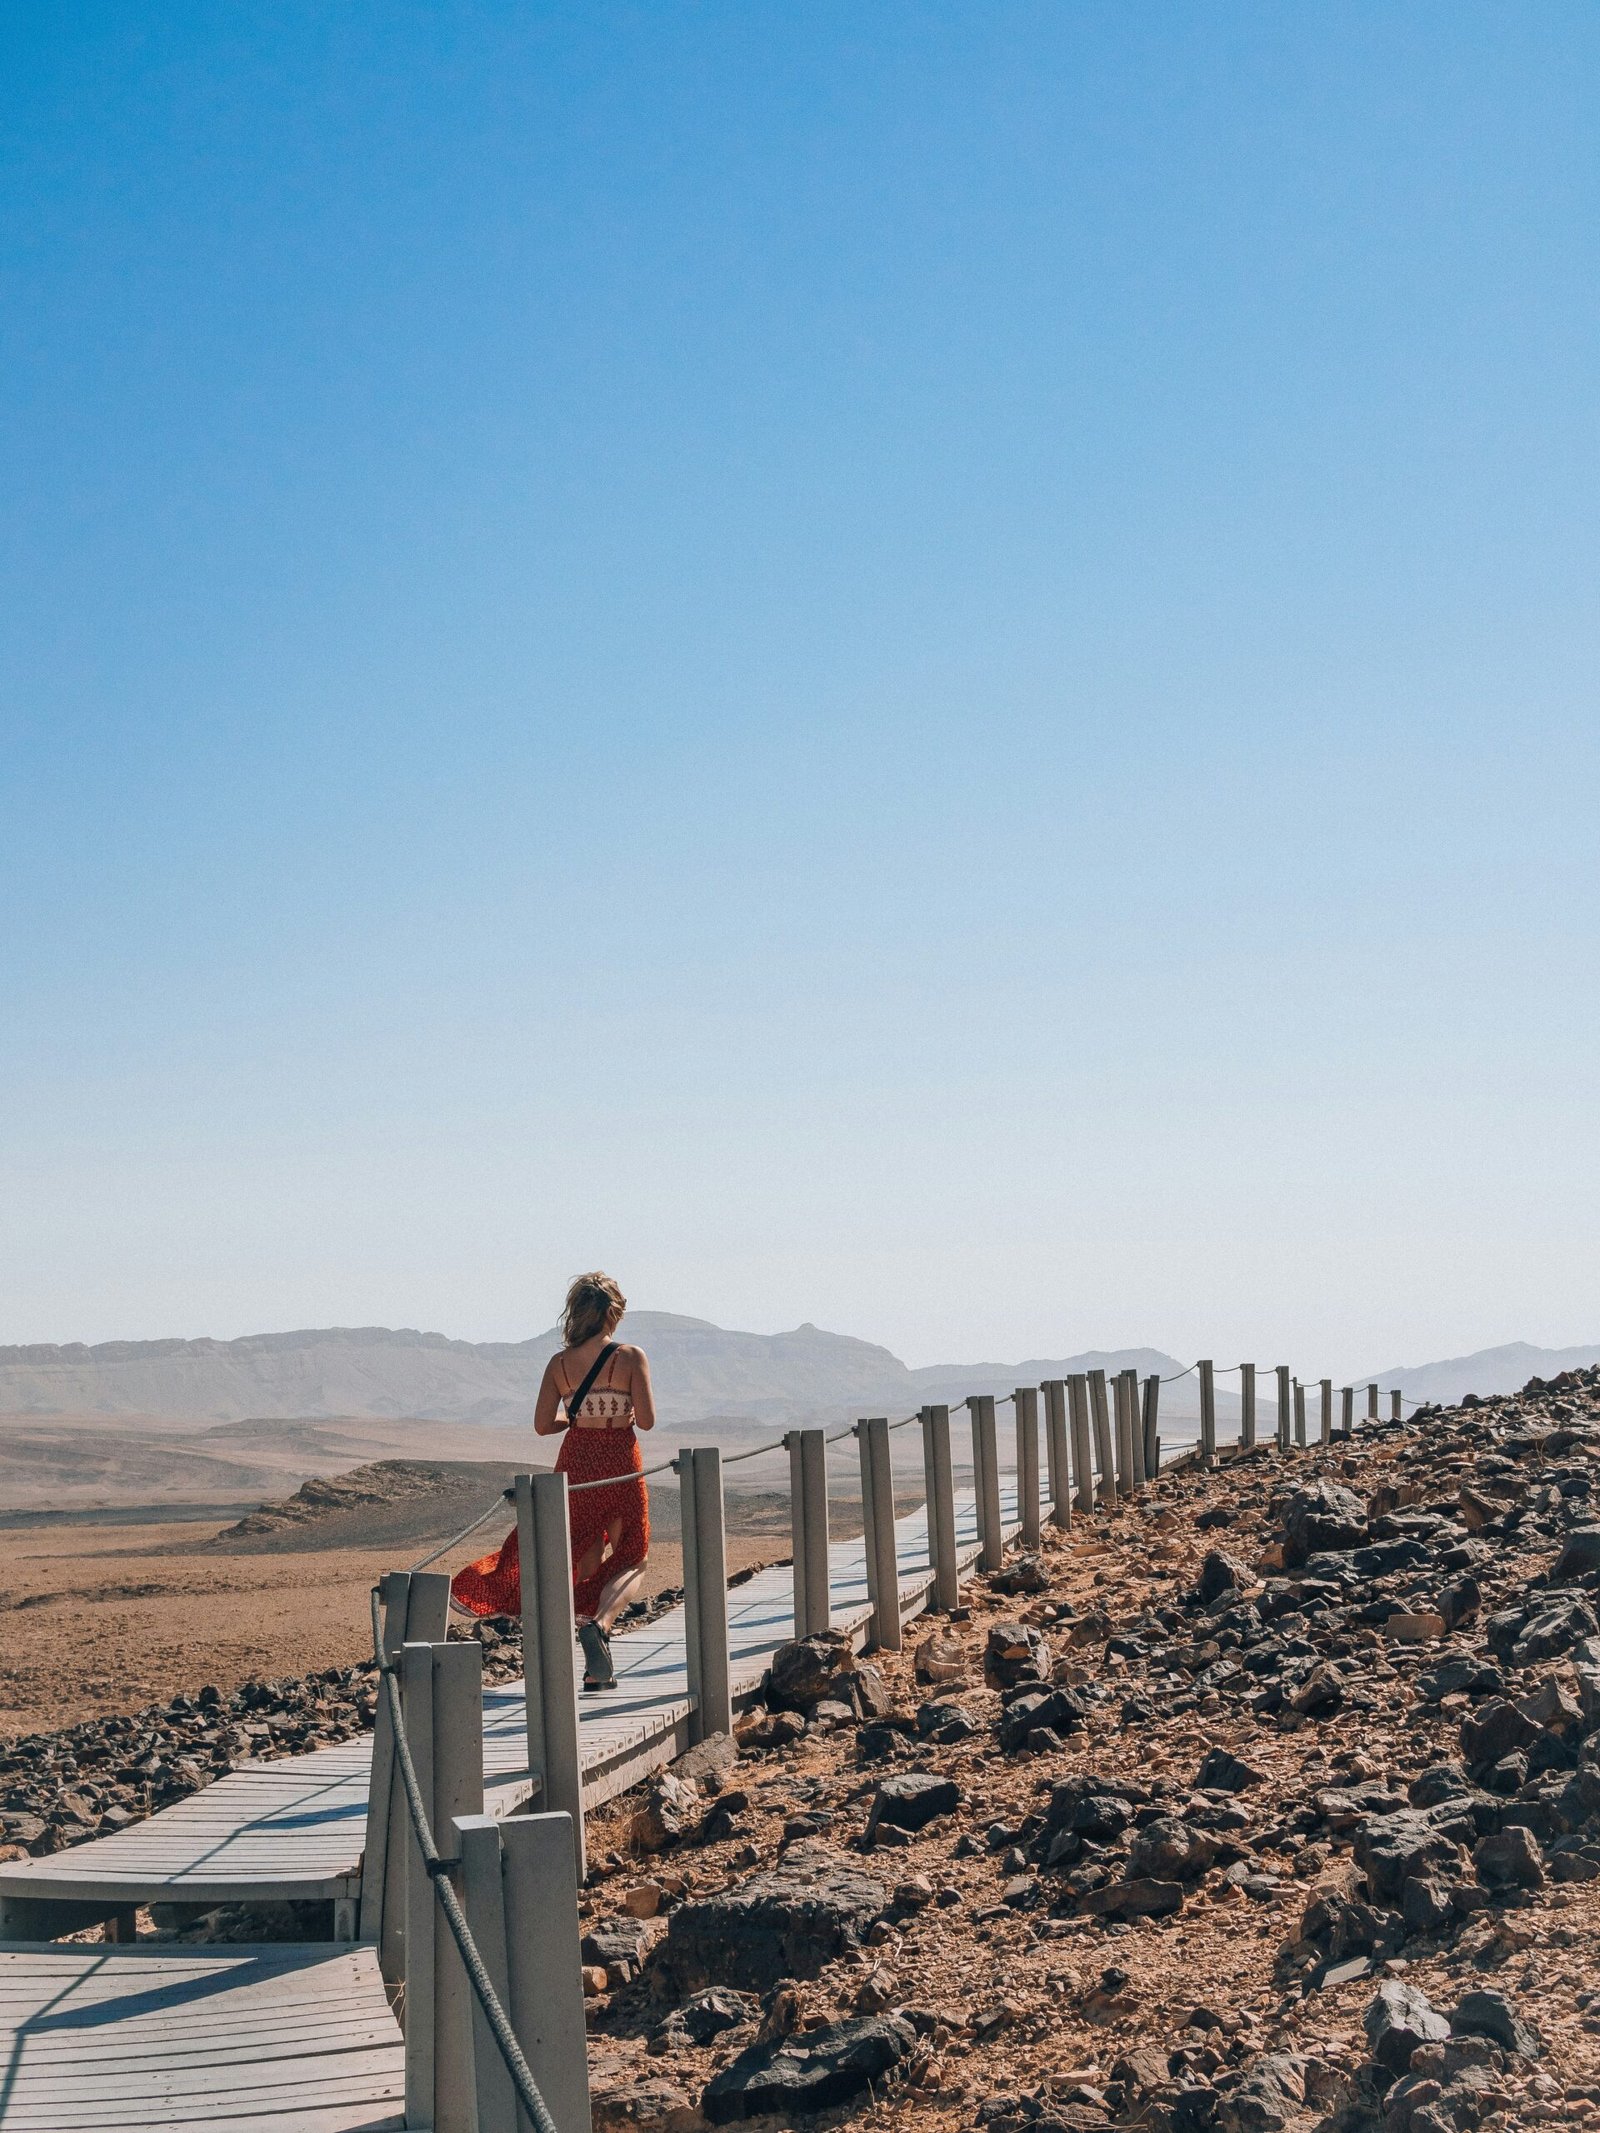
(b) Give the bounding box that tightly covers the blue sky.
[3,3,1598,1376]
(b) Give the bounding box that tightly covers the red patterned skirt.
[450,1428,650,1622]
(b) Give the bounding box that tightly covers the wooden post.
[1367,1382,1379,1419]
[363,1568,451,1969]
[858,1417,901,1651]
[457,1810,592,2133]
[517,1472,584,1881]
[1275,1366,1292,1450]
[1293,1378,1307,1448]
[1066,1375,1093,1515]
[402,1640,485,2133]
[1087,1369,1116,1507]
[1142,1373,1161,1476]
[1240,1363,1257,1449]
[968,1395,1003,1569]
[1197,1360,1216,1467]
[1111,1370,1132,1494]
[688,1448,732,1735]
[1391,1388,1403,1421]
[920,1404,959,1611]
[1341,1384,1354,1434]
[1319,1379,1333,1444]
[1041,1380,1072,1529]
[785,1428,831,1637]
[1127,1369,1148,1486]
[1014,1388,1041,1547]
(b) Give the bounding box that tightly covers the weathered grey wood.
[1240,1363,1256,1448]
[1142,1373,1161,1476]
[1275,1366,1292,1450]
[364,1568,450,1971]
[1319,1378,1333,1443]
[500,1814,592,2133]
[785,1429,831,1637]
[1391,1388,1403,1420]
[679,1450,703,1729]
[400,1644,437,2132]
[0,1942,403,2133]
[1014,1388,1041,1548]
[690,1447,733,1731]
[1367,1382,1379,1419]
[920,1405,959,1610]
[1087,1370,1115,1507]
[520,1471,584,1880]
[857,1418,900,1650]
[455,1815,516,2133]
[1113,1370,1136,1493]
[1197,1360,1216,1467]
[1341,1384,1353,1433]
[1067,1374,1095,1513]
[1294,1378,1308,1448]
[968,1396,1003,1569]
[1041,1380,1071,1529]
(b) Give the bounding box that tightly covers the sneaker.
[578,1619,616,1690]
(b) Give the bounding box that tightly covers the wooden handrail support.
[681,1447,733,1737]
[1142,1372,1161,1478]
[455,1809,592,2133]
[1196,1360,1216,1469]
[1040,1380,1072,1531]
[785,1428,831,1637]
[1014,1387,1041,1549]
[1067,1374,1095,1515]
[967,1395,1003,1570]
[516,1472,585,1881]
[857,1416,901,1650]
[920,1405,960,1612]
[402,1638,485,2133]
[362,1568,451,1973]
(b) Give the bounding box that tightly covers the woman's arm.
[629,1347,657,1432]
[533,1356,566,1437]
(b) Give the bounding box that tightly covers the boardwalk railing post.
[1066,1374,1093,1515]
[858,1418,901,1651]
[517,1472,585,1882]
[1275,1366,1292,1451]
[688,1447,733,1736]
[920,1404,960,1611]
[1087,1369,1116,1507]
[1319,1379,1333,1444]
[786,1428,831,1637]
[1294,1379,1307,1448]
[402,1639,485,2133]
[1015,1388,1041,1548]
[1341,1384,1354,1434]
[1112,1371,1135,1495]
[1391,1389,1403,1421]
[1240,1364,1257,1449]
[1041,1380,1071,1529]
[968,1396,1003,1570]
[1142,1374,1161,1476]
[1128,1368,1149,1486]
[1197,1360,1216,1468]
[457,1809,592,2133]
[1367,1382,1379,1420]
[363,1568,450,1971]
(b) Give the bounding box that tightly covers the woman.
[451,1272,656,1691]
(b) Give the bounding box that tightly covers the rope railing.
[367,1584,560,2133]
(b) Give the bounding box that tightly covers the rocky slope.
[12,1369,1600,2133]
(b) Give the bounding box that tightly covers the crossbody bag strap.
[563,1341,619,1422]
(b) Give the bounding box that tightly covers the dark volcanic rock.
[1196,1550,1248,1604]
[1077,1876,1184,1919]
[700,2013,917,2122]
[657,1854,888,1992]
[767,1632,858,1712]
[1126,1817,1217,1881]
[1473,1826,1544,1890]
[866,1772,959,1837]
[1354,1809,1469,1902]
[985,1621,1051,1689]
[1451,1989,1540,2059]
[1551,1527,1600,1584]
[1195,1747,1264,1794]
[1365,1981,1450,2075]
[1281,1483,1369,1564]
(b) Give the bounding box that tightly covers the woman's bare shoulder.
[615,1341,649,1369]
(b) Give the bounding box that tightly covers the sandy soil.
[0,1517,783,1741]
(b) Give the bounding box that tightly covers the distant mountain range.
[1,1317,1588,1436]
[0,1315,1187,1430]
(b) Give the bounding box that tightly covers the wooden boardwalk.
[0,1474,1029,1937]
[0,1941,403,2131]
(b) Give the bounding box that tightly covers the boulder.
[1451,1989,1540,2059]
[592,2080,704,2133]
[985,1621,1051,1689]
[768,1632,856,1711]
[990,1553,1050,1595]
[1126,1817,1217,1881]
[1213,2054,1308,2133]
[913,1632,966,1685]
[1551,1527,1600,1584]
[1196,1551,1248,1604]
[865,1772,959,1838]
[677,1988,758,2045]
[1354,1809,1469,1902]
[1472,1826,1544,1890]
[1281,1483,1369,1564]
[632,1773,700,1852]
[1076,1876,1184,1919]
[1195,1747,1264,1794]
[997,1687,1089,1752]
[700,2014,917,2123]
[1365,1981,1450,2075]
[657,1854,888,1992]
[1513,1597,1600,1666]
[1460,1700,1542,1772]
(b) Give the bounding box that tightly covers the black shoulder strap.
[565,1342,618,1416]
